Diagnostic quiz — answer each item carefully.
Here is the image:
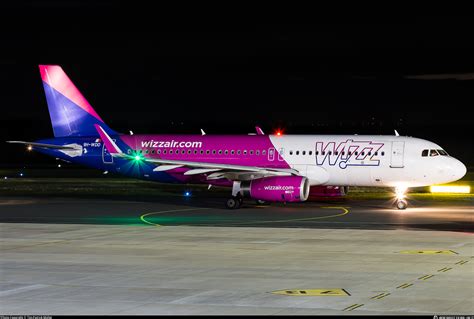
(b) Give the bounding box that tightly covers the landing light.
[134,155,142,161]
[395,186,407,200]
[430,185,470,194]
[184,191,191,197]
[27,145,32,151]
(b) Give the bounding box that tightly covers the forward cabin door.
[390,141,405,168]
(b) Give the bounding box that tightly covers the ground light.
[430,185,470,194]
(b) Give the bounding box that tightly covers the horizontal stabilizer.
[6,141,77,150]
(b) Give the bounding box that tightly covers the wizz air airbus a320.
[8,65,467,210]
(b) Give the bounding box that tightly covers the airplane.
[7,65,467,210]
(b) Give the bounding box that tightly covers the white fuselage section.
[269,135,466,188]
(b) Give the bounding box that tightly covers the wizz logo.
[315,140,384,169]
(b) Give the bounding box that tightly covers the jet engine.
[240,176,310,202]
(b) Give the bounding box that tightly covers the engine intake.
[240,176,310,202]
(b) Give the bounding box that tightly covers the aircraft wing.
[6,141,78,150]
[114,152,299,178]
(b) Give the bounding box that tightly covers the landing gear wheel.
[256,199,267,205]
[396,199,408,210]
[226,197,241,209]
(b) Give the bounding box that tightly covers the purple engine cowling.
[240,176,310,202]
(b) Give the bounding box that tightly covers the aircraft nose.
[451,158,467,181]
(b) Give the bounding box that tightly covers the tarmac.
[0,195,473,314]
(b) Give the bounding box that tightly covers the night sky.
[1,5,473,167]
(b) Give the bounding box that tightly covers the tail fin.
[39,65,116,137]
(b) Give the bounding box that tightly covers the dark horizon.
[1,6,473,166]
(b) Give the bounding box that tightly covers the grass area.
[1,177,472,203]
[1,168,472,202]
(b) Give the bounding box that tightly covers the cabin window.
[225,150,229,155]
[381,151,385,156]
[256,150,260,155]
[200,150,204,154]
[206,150,210,154]
[182,150,185,154]
[361,152,365,156]
[250,150,254,155]
[289,151,293,155]
[157,150,161,154]
[328,151,332,155]
[127,149,131,154]
[302,151,306,155]
[194,150,197,154]
[237,150,241,155]
[151,150,155,154]
[231,150,235,155]
[355,152,358,155]
[212,150,216,154]
[243,150,247,155]
[422,149,428,157]
[374,151,377,156]
[309,151,312,155]
[218,150,222,154]
[296,151,299,155]
[262,150,266,155]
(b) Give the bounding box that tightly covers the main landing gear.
[226,195,243,209]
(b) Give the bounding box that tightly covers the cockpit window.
[430,149,439,157]
[437,149,448,156]
[421,149,428,157]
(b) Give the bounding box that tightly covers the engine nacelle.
[308,185,348,198]
[240,176,310,202]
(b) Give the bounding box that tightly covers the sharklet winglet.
[94,124,122,154]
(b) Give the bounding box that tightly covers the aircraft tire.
[396,199,408,210]
[226,197,241,209]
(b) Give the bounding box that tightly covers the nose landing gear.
[396,199,408,210]
[395,186,408,210]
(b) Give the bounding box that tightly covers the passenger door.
[390,141,404,168]
[102,142,114,164]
